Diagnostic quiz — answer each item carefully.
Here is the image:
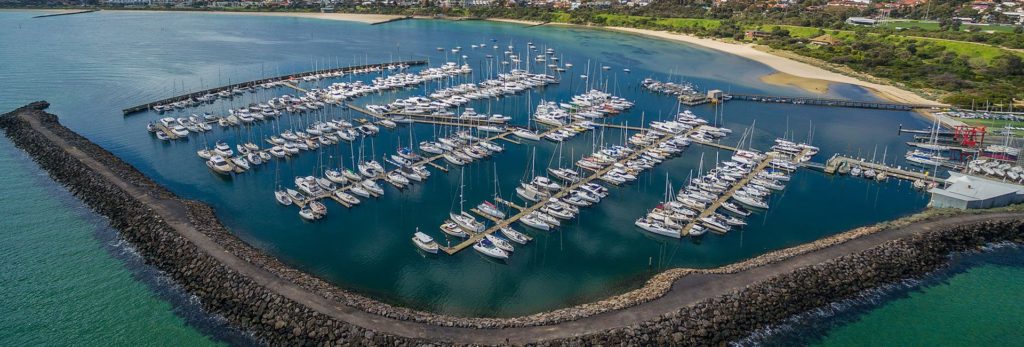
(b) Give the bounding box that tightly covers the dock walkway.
[680,148,810,235]
[824,154,946,183]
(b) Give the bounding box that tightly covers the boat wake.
[731,242,1023,346]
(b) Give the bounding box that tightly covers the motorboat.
[349,185,371,198]
[512,127,541,141]
[325,169,348,184]
[285,189,305,204]
[196,149,213,159]
[274,190,292,205]
[412,230,439,254]
[334,190,360,206]
[440,220,469,238]
[299,208,319,221]
[206,155,233,175]
[309,200,327,217]
[688,224,707,236]
[361,179,384,196]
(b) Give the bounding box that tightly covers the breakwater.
[32,9,99,18]
[2,101,1022,345]
[120,60,427,115]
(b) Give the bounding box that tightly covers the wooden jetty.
[280,82,307,93]
[122,60,427,115]
[824,154,946,183]
[727,93,941,111]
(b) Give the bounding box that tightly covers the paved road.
[21,111,1023,345]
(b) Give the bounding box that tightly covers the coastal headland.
[2,101,1020,345]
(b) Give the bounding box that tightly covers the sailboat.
[476,164,506,219]
[450,170,485,233]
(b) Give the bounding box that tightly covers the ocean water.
[737,244,1024,346]
[0,136,249,346]
[0,9,1016,344]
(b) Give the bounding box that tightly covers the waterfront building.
[929,172,1024,209]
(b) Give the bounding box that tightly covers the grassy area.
[594,14,721,30]
[760,24,1022,63]
[550,11,570,23]
[761,25,856,39]
[652,17,721,30]
[878,20,942,31]
[900,36,1024,62]
[878,20,1020,33]
[957,118,1024,136]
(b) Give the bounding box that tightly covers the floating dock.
[122,60,428,115]
[824,154,946,183]
[679,148,809,236]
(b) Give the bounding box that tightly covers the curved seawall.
[2,101,1022,345]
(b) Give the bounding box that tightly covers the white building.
[928,172,1024,209]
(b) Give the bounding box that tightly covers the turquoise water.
[0,136,243,346]
[0,9,1014,343]
[739,244,1024,346]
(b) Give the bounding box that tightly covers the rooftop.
[929,172,1024,201]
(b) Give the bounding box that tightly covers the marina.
[5,12,964,317]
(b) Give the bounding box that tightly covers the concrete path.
[20,111,1023,345]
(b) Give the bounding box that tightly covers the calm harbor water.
[0,9,1015,344]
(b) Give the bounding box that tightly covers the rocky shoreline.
[2,101,1021,345]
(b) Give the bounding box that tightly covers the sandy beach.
[760,72,831,94]
[605,27,945,106]
[106,9,403,24]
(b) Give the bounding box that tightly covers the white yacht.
[473,239,509,260]
[476,201,506,219]
[412,230,439,254]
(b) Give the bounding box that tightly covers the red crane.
[953,125,985,148]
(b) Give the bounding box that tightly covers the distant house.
[744,30,772,40]
[970,1,995,11]
[810,34,840,46]
[827,0,869,8]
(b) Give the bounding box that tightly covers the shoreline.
[103,9,404,24]
[484,18,945,107]
[3,102,1022,345]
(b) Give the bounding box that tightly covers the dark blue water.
[0,11,931,317]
